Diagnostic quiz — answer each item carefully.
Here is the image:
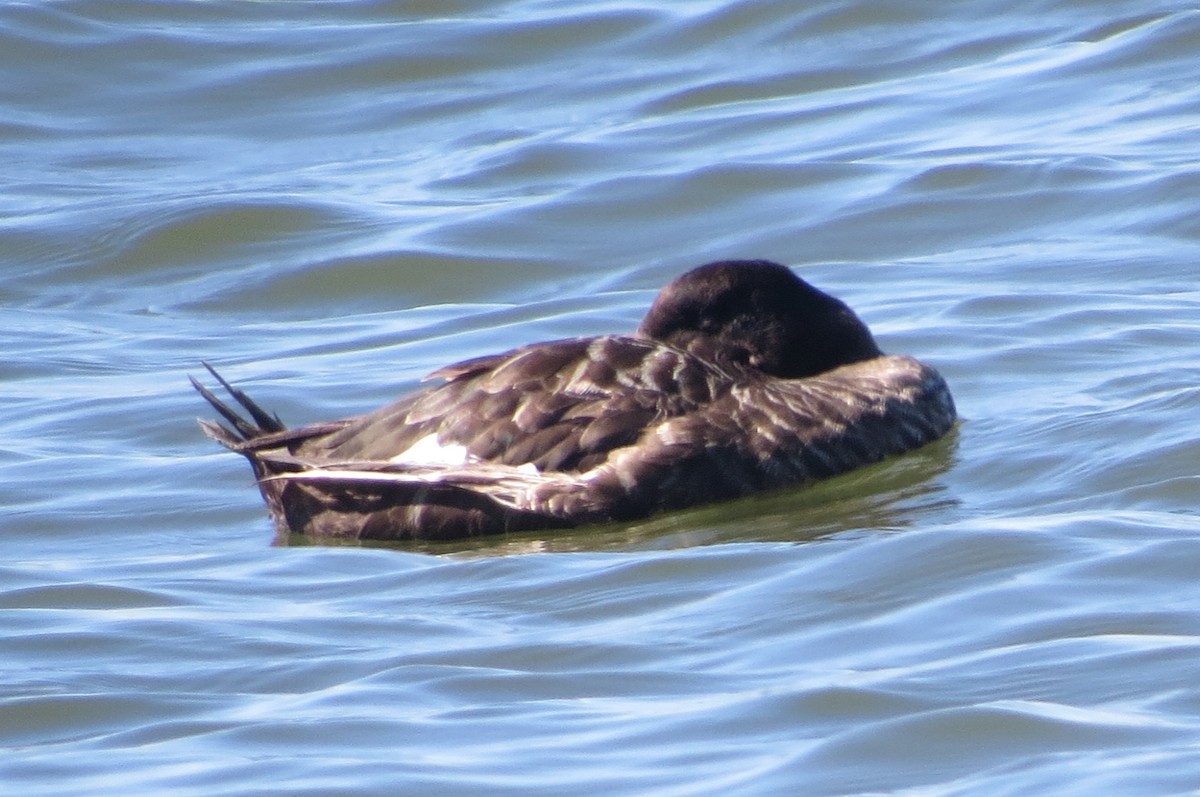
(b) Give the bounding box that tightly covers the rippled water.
[4,1,1200,794]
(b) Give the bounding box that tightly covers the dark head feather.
[636,260,881,378]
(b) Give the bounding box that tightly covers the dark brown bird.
[194,260,955,541]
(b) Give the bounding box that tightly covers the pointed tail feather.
[191,362,286,443]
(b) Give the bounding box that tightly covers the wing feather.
[554,355,956,518]
[299,335,733,472]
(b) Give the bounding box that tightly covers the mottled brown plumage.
[195,260,956,540]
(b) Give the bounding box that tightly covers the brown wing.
[303,335,734,473]
[526,354,957,520]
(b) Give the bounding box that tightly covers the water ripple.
[3,0,1200,794]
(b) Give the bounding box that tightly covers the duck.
[193,259,956,541]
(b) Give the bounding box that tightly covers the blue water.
[3,1,1200,794]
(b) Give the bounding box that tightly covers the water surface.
[3,1,1200,794]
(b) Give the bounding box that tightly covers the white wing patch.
[388,433,539,474]
[390,433,472,467]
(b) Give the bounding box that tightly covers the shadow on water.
[275,429,960,557]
